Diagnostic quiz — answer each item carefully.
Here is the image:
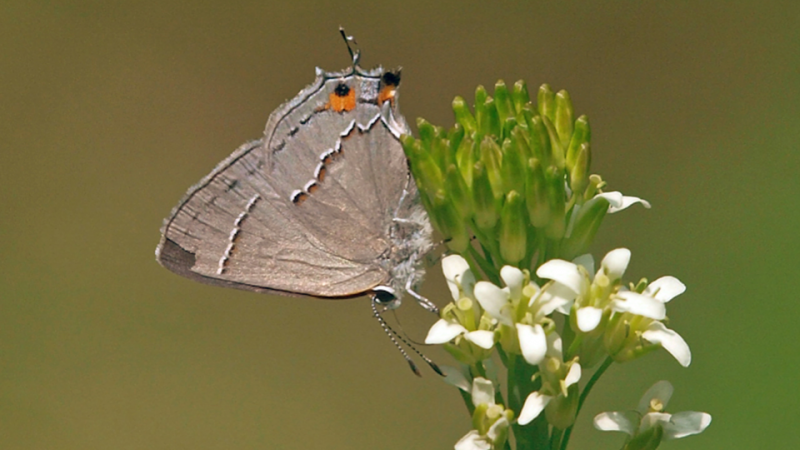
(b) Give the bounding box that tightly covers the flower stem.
[558,356,614,450]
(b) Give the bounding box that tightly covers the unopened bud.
[500,191,527,265]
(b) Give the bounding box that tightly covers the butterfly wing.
[156,66,411,298]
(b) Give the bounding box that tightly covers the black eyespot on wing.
[382,70,401,87]
[334,83,351,97]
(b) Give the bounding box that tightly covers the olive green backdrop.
[2,2,797,449]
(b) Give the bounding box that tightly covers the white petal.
[471,377,495,406]
[537,259,586,295]
[518,392,552,425]
[546,332,564,359]
[637,380,674,413]
[642,322,692,367]
[454,430,491,450]
[441,365,472,392]
[576,306,603,332]
[474,281,512,325]
[536,283,576,314]
[596,191,652,213]
[644,276,686,303]
[595,191,623,207]
[516,324,547,365]
[600,248,631,280]
[663,411,712,439]
[486,417,509,441]
[500,266,525,300]
[443,254,470,282]
[613,292,666,320]
[425,319,467,344]
[564,362,581,387]
[465,330,496,349]
[538,293,571,316]
[459,271,477,301]
[593,411,639,435]
[572,253,595,277]
[442,255,474,300]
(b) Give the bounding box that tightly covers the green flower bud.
[501,117,517,141]
[500,190,527,265]
[438,134,455,170]
[528,114,551,167]
[431,189,470,253]
[474,85,489,134]
[453,96,477,133]
[494,80,514,123]
[445,164,473,221]
[512,80,531,114]
[480,137,505,201]
[566,115,590,173]
[542,115,565,170]
[544,166,566,240]
[448,124,465,157]
[501,138,525,195]
[455,136,476,188]
[525,158,550,228]
[569,142,591,196]
[554,90,574,149]
[561,195,609,259]
[482,97,501,138]
[472,161,499,231]
[511,124,533,162]
[400,134,443,195]
[537,84,556,123]
[416,117,436,150]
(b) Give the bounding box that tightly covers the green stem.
[558,356,614,450]
[549,428,563,450]
[565,333,583,360]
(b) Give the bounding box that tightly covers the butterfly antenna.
[372,297,421,376]
[338,27,361,66]
[386,316,445,377]
[371,298,445,377]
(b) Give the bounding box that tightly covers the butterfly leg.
[404,278,439,315]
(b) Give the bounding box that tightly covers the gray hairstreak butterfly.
[155,30,440,374]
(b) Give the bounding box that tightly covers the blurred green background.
[2,2,797,449]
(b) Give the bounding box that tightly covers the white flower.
[594,380,711,448]
[472,266,567,365]
[537,248,633,332]
[606,276,692,367]
[426,255,496,355]
[593,191,651,213]
[518,333,581,427]
[454,378,512,450]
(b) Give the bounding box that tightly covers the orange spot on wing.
[378,86,397,105]
[329,89,356,112]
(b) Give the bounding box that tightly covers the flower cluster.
[404,80,709,449]
[428,249,694,439]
